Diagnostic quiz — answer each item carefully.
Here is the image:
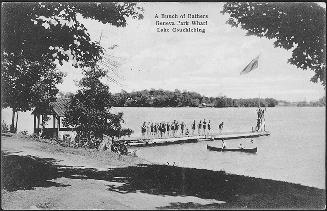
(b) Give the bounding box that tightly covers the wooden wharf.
[121,131,270,147]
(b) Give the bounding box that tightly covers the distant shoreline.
[56,89,326,108]
[111,105,326,108]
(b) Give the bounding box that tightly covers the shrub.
[63,67,133,149]
[1,121,10,133]
[19,130,28,135]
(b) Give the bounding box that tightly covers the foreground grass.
[2,149,325,209]
[1,134,326,209]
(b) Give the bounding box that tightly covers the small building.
[199,102,207,108]
[32,98,76,140]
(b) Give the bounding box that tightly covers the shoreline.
[112,105,326,108]
[1,134,326,209]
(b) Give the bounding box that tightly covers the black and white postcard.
[1,2,326,210]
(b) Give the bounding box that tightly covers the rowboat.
[207,145,257,153]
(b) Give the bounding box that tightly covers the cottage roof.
[32,98,71,117]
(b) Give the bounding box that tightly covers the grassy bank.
[1,135,326,209]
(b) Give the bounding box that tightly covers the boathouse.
[32,98,75,140]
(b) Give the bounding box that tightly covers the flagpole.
[258,52,262,105]
[99,30,103,44]
[258,93,260,108]
[258,53,261,108]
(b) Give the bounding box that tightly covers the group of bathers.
[141,120,187,138]
[141,119,213,138]
[191,119,211,136]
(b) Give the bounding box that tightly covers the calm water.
[1,107,325,189]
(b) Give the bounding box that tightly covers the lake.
[1,106,325,189]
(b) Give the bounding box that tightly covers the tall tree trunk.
[11,108,16,133]
[15,111,19,132]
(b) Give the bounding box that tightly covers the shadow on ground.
[1,151,325,209]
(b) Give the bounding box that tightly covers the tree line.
[111,89,279,108]
[296,96,326,107]
[278,96,326,107]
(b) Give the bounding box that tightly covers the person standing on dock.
[141,122,146,139]
[162,122,166,138]
[257,108,261,119]
[181,122,185,136]
[256,118,261,131]
[198,120,202,135]
[207,120,211,136]
[203,119,207,136]
[150,123,154,138]
[158,123,161,137]
[192,120,196,135]
[256,107,265,132]
[175,121,179,137]
[153,123,156,138]
[147,122,151,138]
[262,108,266,132]
[172,120,176,137]
[166,122,170,137]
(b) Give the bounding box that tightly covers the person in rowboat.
[221,139,226,149]
[239,143,244,149]
[249,139,256,147]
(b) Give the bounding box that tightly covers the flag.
[240,55,259,75]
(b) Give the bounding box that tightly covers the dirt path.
[1,135,226,210]
[1,135,149,170]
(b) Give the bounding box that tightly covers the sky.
[57,2,326,102]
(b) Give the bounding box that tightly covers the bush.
[1,121,10,133]
[19,130,28,135]
[63,67,133,149]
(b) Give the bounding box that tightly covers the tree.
[63,66,133,149]
[221,2,326,87]
[318,96,326,106]
[2,2,143,68]
[112,88,279,108]
[1,2,143,132]
[1,55,64,132]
